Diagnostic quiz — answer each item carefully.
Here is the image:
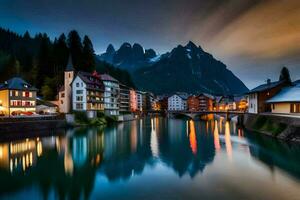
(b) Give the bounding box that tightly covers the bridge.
[167,110,245,121]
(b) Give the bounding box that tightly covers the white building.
[59,56,104,115]
[136,91,145,111]
[168,94,188,111]
[59,56,74,113]
[101,74,120,116]
[71,71,104,112]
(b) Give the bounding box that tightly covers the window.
[76,103,83,110]
[61,93,65,98]
[22,91,30,97]
[76,96,83,101]
[61,100,64,104]
[290,103,300,113]
[76,90,83,94]
[272,104,275,110]
[10,90,19,97]
[76,83,79,87]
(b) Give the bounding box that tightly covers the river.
[0,117,299,199]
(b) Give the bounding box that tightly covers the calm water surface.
[0,117,299,200]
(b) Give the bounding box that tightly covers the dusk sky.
[1,0,300,89]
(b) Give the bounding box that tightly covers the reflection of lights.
[189,120,197,155]
[64,152,74,176]
[225,122,233,160]
[37,141,43,157]
[150,118,159,157]
[0,146,3,158]
[10,159,13,173]
[213,120,221,152]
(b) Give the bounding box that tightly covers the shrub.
[73,111,89,123]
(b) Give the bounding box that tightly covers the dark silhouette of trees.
[279,66,292,83]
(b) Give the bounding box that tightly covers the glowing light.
[189,120,197,155]
[150,118,159,157]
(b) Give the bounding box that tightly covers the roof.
[266,85,300,103]
[0,77,37,91]
[100,74,119,82]
[170,93,189,100]
[74,71,104,91]
[248,80,284,94]
[66,55,75,71]
[37,99,58,107]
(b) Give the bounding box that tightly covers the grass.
[252,115,287,136]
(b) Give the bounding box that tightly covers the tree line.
[0,28,135,100]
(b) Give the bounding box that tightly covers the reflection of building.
[0,138,41,173]
[0,77,37,116]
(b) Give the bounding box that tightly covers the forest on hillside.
[0,28,135,100]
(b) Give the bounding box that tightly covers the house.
[129,89,137,112]
[119,84,130,113]
[59,56,105,115]
[266,84,300,114]
[136,91,145,112]
[216,96,235,111]
[0,77,37,116]
[199,93,214,111]
[247,79,290,114]
[233,96,248,111]
[187,95,200,112]
[59,56,75,113]
[168,93,188,111]
[36,99,58,114]
[153,95,168,111]
[101,74,120,116]
[71,71,105,112]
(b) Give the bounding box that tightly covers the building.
[36,99,58,114]
[187,95,200,112]
[145,92,155,111]
[199,93,214,111]
[266,84,300,114]
[136,91,145,112]
[168,93,188,111]
[101,74,120,116]
[247,79,290,114]
[59,56,75,113]
[233,96,248,111]
[119,84,130,113]
[129,89,137,112]
[153,96,168,111]
[0,77,37,116]
[71,71,104,112]
[216,96,235,111]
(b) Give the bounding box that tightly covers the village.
[0,56,299,122]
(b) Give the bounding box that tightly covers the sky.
[1,0,300,89]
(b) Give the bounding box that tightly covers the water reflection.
[0,117,299,199]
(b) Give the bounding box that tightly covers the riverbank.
[243,113,300,142]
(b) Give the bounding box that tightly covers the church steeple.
[66,54,75,71]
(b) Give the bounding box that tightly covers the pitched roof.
[248,80,284,94]
[100,74,119,82]
[266,85,300,103]
[66,55,75,71]
[170,93,189,100]
[0,77,37,91]
[75,71,104,91]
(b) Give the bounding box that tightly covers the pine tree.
[279,66,291,83]
[67,30,83,70]
[82,35,95,72]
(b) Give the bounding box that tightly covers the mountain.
[98,43,157,70]
[132,41,249,95]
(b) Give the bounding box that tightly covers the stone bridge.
[167,111,245,121]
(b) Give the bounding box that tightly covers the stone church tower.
[59,55,75,113]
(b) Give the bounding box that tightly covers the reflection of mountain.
[246,131,300,180]
[159,119,215,177]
